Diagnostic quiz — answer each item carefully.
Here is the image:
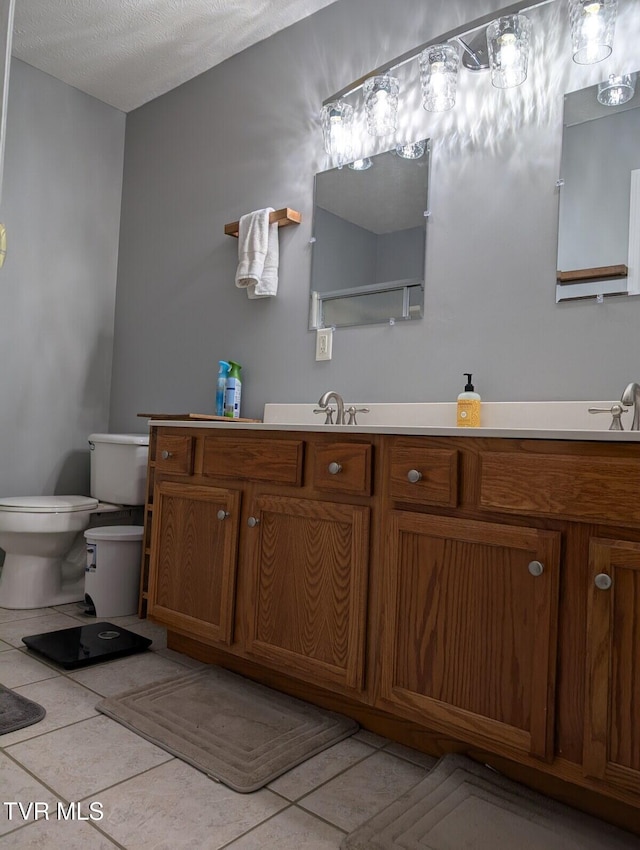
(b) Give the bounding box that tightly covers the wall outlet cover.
[315,328,333,361]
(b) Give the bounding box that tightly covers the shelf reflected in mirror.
[556,70,640,302]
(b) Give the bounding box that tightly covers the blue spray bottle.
[216,360,230,416]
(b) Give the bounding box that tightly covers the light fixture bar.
[322,0,556,105]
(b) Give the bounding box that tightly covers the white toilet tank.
[88,433,149,506]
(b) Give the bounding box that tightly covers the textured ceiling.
[11,0,338,112]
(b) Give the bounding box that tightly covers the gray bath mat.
[0,684,46,734]
[97,666,358,792]
[342,754,638,850]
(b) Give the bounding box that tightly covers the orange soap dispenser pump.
[457,373,481,427]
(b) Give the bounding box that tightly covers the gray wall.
[0,59,125,497]
[109,0,640,427]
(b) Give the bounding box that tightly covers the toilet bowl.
[0,433,149,609]
[0,496,100,608]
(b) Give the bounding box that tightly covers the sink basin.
[263,401,626,431]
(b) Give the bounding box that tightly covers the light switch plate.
[315,328,333,361]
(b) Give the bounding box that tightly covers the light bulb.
[569,0,617,65]
[419,44,459,112]
[363,75,400,136]
[320,100,353,167]
[487,15,530,89]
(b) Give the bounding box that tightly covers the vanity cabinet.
[140,423,640,830]
[380,512,560,762]
[145,427,373,696]
[583,537,640,796]
[147,480,240,645]
[244,493,369,691]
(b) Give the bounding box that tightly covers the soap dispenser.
[216,360,230,416]
[457,373,481,427]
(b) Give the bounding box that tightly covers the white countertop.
[148,401,640,442]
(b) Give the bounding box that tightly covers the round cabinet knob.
[247,516,260,528]
[528,560,544,577]
[217,510,230,520]
[161,450,173,460]
[328,462,342,475]
[594,573,612,591]
[407,469,422,483]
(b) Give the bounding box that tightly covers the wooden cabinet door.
[245,494,369,691]
[148,481,241,645]
[381,512,561,761]
[584,538,640,795]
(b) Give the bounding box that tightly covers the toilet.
[0,433,149,609]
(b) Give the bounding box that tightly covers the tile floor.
[0,604,436,849]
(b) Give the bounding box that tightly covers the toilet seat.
[0,496,99,513]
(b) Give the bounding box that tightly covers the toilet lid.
[0,495,99,513]
[84,525,144,542]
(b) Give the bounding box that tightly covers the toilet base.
[0,554,85,609]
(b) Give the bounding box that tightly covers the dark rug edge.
[0,684,46,735]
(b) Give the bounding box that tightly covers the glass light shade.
[320,100,353,167]
[486,14,531,89]
[597,73,636,106]
[568,0,617,65]
[396,141,426,159]
[419,44,459,112]
[363,74,400,137]
[348,157,373,170]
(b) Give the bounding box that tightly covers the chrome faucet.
[621,382,640,430]
[318,391,345,425]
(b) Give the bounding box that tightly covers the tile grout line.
[1,607,439,848]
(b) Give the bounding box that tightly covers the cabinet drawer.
[311,442,372,496]
[479,451,640,524]
[389,442,458,507]
[155,435,195,475]
[203,436,304,485]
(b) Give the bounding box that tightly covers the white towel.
[234,207,279,298]
[248,216,279,298]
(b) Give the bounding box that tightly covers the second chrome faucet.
[621,382,640,430]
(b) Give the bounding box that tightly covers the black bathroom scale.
[22,622,152,670]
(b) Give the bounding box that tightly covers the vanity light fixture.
[320,99,353,168]
[596,72,635,105]
[319,0,619,165]
[396,140,426,159]
[419,44,460,111]
[363,74,400,136]
[486,14,531,88]
[348,157,373,170]
[568,0,617,64]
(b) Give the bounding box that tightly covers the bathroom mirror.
[556,72,640,302]
[309,141,430,329]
